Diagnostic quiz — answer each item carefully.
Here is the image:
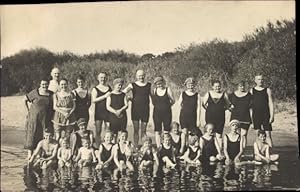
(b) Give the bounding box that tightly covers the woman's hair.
[203,123,214,133]
[59,78,68,84]
[211,79,221,86]
[77,75,85,81]
[171,121,180,129]
[257,130,266,137]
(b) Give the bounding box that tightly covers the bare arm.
[178,93,183,108]
[113,145,121,168]
[119,95,129,112]
[267,88,274,123]
[214,137,222,155]
[91,88,111,103]
[57,148,62,161]
[91,149,97,162]
[197,94,201,127]
[223,135,230,160]
[202,93,209,110]
[153,151,160,166]
[29,141,42,162]
[97,145,104,164]
[89,131,94,147]
[254,142,267,161]
[122,83,133,94]
[235,136,244,160]
[75,148,82,162]
[224,92,233,110]
[167,88,175,105]
[106,96,117,114]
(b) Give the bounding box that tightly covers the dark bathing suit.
[74,90,90,122]
[109,92,127,134]
[171,135,181,155]
[225,134,240,160]
[131,82,151,122]
[160,144,175,164]
[229,92,252,129]
[201,136,218,162]
[180,91,198,132]
[100,144,112,162]
[252,88,272,131]
[152,88,172,132]
[188,146,200,161]
[205,92,226,135]
[94,86,112,121]
[141,150,154,162]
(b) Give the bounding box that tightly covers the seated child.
[224,120,244,165]
[139,137,159,169]
[254,130,279,164]
[180,135,201,164]
[170,122,185,156]
[29,129,58,169]
[199,123,224,163]
[112,130,134,172]
[74,138,97,168]
[159,133,176,168]
[57,138,72,168]
[71,118,94,156]
[96,131,114,170]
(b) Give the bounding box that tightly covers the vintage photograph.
[0,1,297,191]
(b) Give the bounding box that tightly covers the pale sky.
[0,1,295,58]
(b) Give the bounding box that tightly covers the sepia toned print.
[1,1,298,191]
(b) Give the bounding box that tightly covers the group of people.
[24,67,279,176]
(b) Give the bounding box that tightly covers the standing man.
[250,75,274,147]
[48,67,60,93]
[123,70,151,147]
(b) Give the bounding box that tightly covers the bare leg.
[181,128,188,154]
[215,133,223,151]
[155,131,161,148]
[58,160,65,168]
[270,154,279,162]
[141,122,148,140]
[95,120,103,147]
[27,150,32,160]
[126,161,134,172]
[241,128,248,149]
[153,163,158,177]
[54,125,61,141]
[162,157,176,168]
[265,131,273,148]
[132,120,140,147]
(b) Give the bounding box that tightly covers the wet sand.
[1,96,299,191]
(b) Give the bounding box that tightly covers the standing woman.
[72,75,91,123]
[48,67,60,93]
[151,75,175,148]
[52,78,77,141]
[229,81,252,149]
[202,80,233,149]
[178,77,201,154]
[24,78,53,160]
[123,69,152,147]
[91,72,112,147]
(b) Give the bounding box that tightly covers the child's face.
[62,141,69,148]
[255,76,264,87]
[230,124,239,133]
[104,133,113,143]
[212,83,221,92]
[163,136,171,145]
[82,140,90,148]
[77,79,84,88]
[136,73,145,82]
[114,83,123,91]
[258,134,266,142]
[156,81,164,89]
[206,125,214,135]
[44,132,52,142]
[119,132,127,142]
[79,124,87,132]
[144,140,151,148]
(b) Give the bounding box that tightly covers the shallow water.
[1,145,300,191]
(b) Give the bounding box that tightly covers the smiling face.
[77,79,84,88]
[59,80,68,91]
[62,140,69,148]
[136,70,145,82]
[82,139,90,148]
[119,132,128,142]
[205,124,214,135]
[212,82,221,93]
[98,73,107,85]
[163,135,171,146]
[186,82,195,90]
[40,80,49,91]
[79,124,87,132]
[114,83,123,92]
[104,132,113,143]
[255,75,264,87]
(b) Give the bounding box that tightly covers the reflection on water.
[20,147,300,191]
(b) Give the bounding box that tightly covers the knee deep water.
[1,145,300,191]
